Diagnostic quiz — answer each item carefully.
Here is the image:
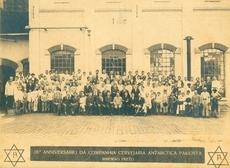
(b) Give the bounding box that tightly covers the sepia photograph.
[0,0,229,167]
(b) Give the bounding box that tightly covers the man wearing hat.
[200,87,210,117]
[5,77,15,113]
[211,87,222,118]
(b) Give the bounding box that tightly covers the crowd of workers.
[4,69,222,117]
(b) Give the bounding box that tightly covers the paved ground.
[0,112,227,135]
[0,107,229,168]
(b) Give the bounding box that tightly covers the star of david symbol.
[4,144,25,167]
[208,146,229,168]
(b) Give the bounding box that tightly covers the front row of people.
[13,86,222,118]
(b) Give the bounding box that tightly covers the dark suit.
[84,85,93,96]
[86,95,95,115]
[95,96,104,115]
[122,95,131,115]
[104,95,113,115]
[26,83,35,93]
[131,88,140,99]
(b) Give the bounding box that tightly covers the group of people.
[4,69,222,118]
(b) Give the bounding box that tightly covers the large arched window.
[148,43,177,76]
[150,49,175,75]
[201,48,225,96]
[48,44,76,74]
[102,50,126,75]
[51,50,74,73]
[100,44,128,75]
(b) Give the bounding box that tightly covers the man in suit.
[84,82,93,96]
[134,93,145,116]
[86,92,95,115]
[104,91,113,115]
[95,92,105,115]
[131,84,140,99]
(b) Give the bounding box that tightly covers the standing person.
[127,71,134,84]
[155,92,162,114]
[5,77,15,114]
[162,89,169,114]
[211,76,221,92]
[185,90,193,116]
[21,90,28,114]
[47,88,53,112]
[200,87,210,118]
[14,86,23,115]
[26,79,35,93]
[204,76,212,95]
[53,87,62,116]
[192,91,201,117]
[113,92,123,115]
[150,92,157,115]
[131,84,140,99]
[84,82,93,96]
[211,88,222,118]
[168,92,177,115]
[111,82,119,99]
[176,91,186,116]
[41,90,48,112]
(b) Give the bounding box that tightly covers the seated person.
[86,92,95,115]
[113,92,123,115]
[53,87,62,116]
[95,92,105,115]
[134,93,145,116]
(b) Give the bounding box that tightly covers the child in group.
[41,90,48,112]
[162,89,168,114]
[176,91,186,116]
[168,92,177,115]
[155,92,162,114]
[192,90,201,117]
[47,88,53,112]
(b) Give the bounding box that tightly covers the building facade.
[0,0,230,99]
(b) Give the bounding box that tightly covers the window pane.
[51,50,74,74]
[150,49,175,76]
[201,48,225,96]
